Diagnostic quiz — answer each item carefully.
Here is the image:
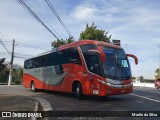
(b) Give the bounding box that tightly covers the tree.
[132,76,136,80]
[79,23,111,42]
[0,67,9,83]
[0,58,23,84]
[51,37,74,48]
[0,58,9,83]
[0,58,6,72]
[51,23,112,48]
[12,69,23,85]
[155,68,160,79]
[139,76,144,80]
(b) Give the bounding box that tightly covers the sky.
[0,0,160,79]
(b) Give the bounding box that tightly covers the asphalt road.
[0,85,160,120]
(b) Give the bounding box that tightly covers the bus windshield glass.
[103,47,131,80]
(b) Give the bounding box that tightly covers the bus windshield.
[103,47,131,80]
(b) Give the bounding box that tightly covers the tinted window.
[46,47,81,66]
[86,54,101,75]
[44,51,64,66]
[80,44,97,52]
[24,47,81,69]
[64,47,81,65]
[24,59,33,69]
[33,57,40,68]
[40,55,47,67]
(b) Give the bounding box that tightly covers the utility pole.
[159,46,160,78]
[8,39,15,86]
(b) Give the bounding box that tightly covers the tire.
[76,83,83,100]
[31,81,37,92]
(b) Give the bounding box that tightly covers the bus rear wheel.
[76,83,83,100]
[31,81,37,92]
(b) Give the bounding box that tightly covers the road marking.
[134,88,160,95]
[130,93,160,103]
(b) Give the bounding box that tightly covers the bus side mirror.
[97,46,106,62]
[127,54,138,65]
[100,51,106,62]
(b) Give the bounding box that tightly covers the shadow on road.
[36,89,129,102]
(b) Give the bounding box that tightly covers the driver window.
[87,54,101,75]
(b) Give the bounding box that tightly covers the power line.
[1,41,12,43]
[14,55,34,59]
[16,42,50,51]
[45,0,74,40]
[25,0,62,39]
[18,0,60,40]
[0,39,11,55]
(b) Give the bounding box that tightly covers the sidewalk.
[0,85,52,119]
[0,85,39,120]
[0,94,36,111]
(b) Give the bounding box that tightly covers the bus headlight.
[97,79,106,84]
[106,82,113,86]
[107,78,122,85]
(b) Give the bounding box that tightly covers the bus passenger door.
[85,53,103,95]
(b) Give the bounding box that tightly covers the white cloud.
[71,5,96,20]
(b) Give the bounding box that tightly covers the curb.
[31,101,39,120]
[35,97,53,111]
[34,97,53,120]
[0,85,23,87]
[31,97,53,120]
[34,102,39,112]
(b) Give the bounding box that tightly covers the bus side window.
[64,47,81,65]
[24,59,33,69]
[33,58,40,68]
[46,53,55,66]
[40,55,47,67]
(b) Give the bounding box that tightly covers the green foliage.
[140,79,155,83]
[0,58,8,83]
[0,68,9,83]
[155,68,160,79]
[79,23,111,42]
[12,69,23,84]
[139,76,144,80]
[132,76,136,80]
[0,57,23,84]
[0,58,6,72]
[51,23,112,48]
[0,68,23,84]
[51,37,74,48]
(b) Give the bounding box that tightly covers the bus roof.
[25,40,122,60]
[59,40,122,50]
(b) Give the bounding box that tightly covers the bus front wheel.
[31,81,37,92]
[76,83,83,100]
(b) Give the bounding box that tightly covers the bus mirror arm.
[98,46,106,62]
[100,51,106,62]
[127,54,138,65]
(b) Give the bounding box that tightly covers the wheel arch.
[30,80,34,88]
[72,80,82,93]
